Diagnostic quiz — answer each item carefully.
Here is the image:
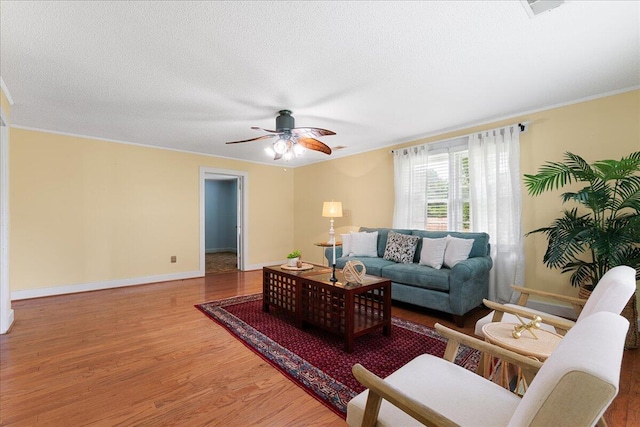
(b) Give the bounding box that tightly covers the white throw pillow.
[340,233,351,257]
[349,231,379,257]
[443,235,474,268]
[419,237,448,269]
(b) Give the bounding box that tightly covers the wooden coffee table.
[263,264,391,353]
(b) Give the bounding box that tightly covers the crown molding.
[382,85,640,155]
[9,124,279,168]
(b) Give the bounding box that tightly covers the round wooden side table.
[314,241,342,265]
[482,322,562,393]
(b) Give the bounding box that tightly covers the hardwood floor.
[1,270,638,426]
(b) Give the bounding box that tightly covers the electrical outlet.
[171,256,177,263]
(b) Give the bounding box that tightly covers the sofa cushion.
[419,237,448,269]
[383,231,420,264]
[444,235,474,268]
[349,231,379,257]
[382,263,451,292]
[335,256,396,277]
[360,227,413,258]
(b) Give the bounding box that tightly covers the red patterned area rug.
[196,294,480,418]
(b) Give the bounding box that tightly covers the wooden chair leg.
[361,390,383,427]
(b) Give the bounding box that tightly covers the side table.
[314,241,342,266]
[482,322,562,393]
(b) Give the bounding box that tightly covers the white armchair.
[475,265,637,337]
[347,311,628,427]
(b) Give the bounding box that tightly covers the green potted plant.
[524,151,640,347]
[287,249,302,267]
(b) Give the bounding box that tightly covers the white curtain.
[468,125,524,303]
[392,146,428,229]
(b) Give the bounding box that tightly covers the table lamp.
[322,201,343,245]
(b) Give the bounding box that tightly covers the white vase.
[287,257,299,267]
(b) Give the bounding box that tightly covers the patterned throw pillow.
[383,231,420,264]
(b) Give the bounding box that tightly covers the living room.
[1,1,639,425]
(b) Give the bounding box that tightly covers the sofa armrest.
[450,256,493,282]
[324,246,343,263]
[448,256,493,316]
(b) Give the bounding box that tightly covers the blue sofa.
[325,227,492,326]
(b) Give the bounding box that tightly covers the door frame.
[199,167,248,273]
[0,107,13,333]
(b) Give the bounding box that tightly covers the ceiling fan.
[225,110,336,160]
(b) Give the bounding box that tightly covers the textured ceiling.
[1,1,639,167]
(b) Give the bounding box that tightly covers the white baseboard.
[0,308,14,334]
[522,299,578,320]
[11,270,202,300]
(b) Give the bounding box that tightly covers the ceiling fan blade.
[225,134,277,144]
[251,126,280,134]
[290,127,336,138]
[297,137,332,155]
[273,151,283,160]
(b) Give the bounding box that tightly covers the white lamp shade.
[322,201,343,218]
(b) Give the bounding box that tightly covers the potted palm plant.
[524,151,640,347]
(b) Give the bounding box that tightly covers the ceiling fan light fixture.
[273,137,288,155]
[293,143,304,157]
[264,146,276,157]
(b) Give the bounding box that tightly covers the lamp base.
[330,264,338,282]
[328,217,336,245]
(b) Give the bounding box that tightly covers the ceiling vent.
[520,0,565,18]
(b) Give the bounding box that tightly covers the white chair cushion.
[507,312,627,426]
[576,265,636,322]
[474,304,566,337]
[346,354,520,427]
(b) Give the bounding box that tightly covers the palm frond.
[529,209,594,269]
[562,261,598,287]
[563,152,599,182]
[524,161,574,196]
[594,151,640,180]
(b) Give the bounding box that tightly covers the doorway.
[199,167,248,275]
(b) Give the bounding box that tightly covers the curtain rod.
[390,121,529,154]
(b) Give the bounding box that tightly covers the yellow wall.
[1,90,10,122]
[10,129,294,291]
[294,89,640,297]
[8,89,639,297]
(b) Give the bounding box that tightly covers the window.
[393,138,469,231]
[425,148,470,231]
